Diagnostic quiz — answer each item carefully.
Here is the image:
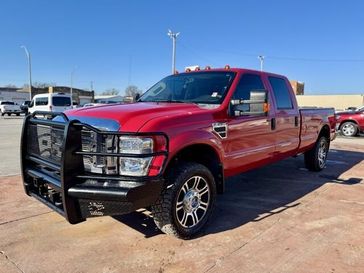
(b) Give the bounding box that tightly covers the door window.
[269,77,293,109]
[35,97,48,106]
[232,74,265,113]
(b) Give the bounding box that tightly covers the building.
[296,94,364,111]
[0,86,95,106]
[290,80,305,95]
[94,95,134,103]
[0,87,30,104]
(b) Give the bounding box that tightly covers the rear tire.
[304,136,329,171]
[7,113,11,116]
[340,122,358,137]
[152,162,216,239]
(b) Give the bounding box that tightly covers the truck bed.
[298,107,336,153]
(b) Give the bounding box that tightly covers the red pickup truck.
[21,67,336,238]
[335,106,364,136]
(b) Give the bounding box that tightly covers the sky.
[1,0,364,95]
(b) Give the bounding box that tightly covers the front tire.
[152,162,216,239]
[304,136,329,171]
[340,122,358,137]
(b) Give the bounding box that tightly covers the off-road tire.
[340,122,358,137]
[151,162,216,239]
[304,136,329,171]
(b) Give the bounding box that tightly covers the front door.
[224,73,275,176]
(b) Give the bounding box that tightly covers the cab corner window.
[269,77,293,109]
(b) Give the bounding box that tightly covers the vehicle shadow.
[112,148,363,238]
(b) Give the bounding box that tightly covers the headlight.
[335,115,341,120]
[119,137,153,154]
[81,133,167,177]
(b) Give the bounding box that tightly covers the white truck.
[0,101,22,116]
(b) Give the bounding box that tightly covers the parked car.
[83,103,105,107]
[20,100,31,114]
[28,93,72,114]
[336,105,364,136]
[21,67,336,238]
[0,101,22,116]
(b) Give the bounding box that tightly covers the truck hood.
[65,102,207,132]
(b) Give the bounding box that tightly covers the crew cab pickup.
[21,67,336,238]
[336,106,364,136]
[0,101,22,116]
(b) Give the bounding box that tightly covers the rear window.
[269,77,293,109]
[52,96,71,106]
[1,101,15,105]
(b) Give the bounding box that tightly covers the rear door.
[267,76,300,158]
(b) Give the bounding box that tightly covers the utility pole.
[90,81,93,91]
[20,46,32,100]
[167,30,180,74]
[258,55,265,72]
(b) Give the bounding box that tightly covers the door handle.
[270,118,276,130]
[294,116,299,127]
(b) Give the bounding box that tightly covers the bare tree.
[101,88,120,95]
[4,84,17,88]
[124,85,142,99]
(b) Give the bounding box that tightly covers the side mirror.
[230,90,269,117]
[135,93,140,102]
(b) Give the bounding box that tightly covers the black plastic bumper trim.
[27,168,62,191]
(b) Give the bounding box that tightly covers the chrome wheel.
[176,176,210,228]
[318,140,327,168]
[341,123,356,136]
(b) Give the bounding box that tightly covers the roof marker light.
[195,67,200,71]
[205,66,211,70]
[185,68,191,72]
[224,64,230,70]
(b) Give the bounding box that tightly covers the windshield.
[139,71,236,104]
[52,96,71,106]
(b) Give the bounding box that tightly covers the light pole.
[21,46,32,100]
[167,30,180,74]
[258,55,265,72]
[70,66,77,105]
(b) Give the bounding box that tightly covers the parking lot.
[0,116,363,273]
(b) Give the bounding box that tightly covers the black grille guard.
[20,111,169,224]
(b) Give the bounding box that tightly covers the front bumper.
[21,112,167,224]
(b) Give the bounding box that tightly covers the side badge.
[212,123,228,139]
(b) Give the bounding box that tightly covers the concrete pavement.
[0,116,363,272]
